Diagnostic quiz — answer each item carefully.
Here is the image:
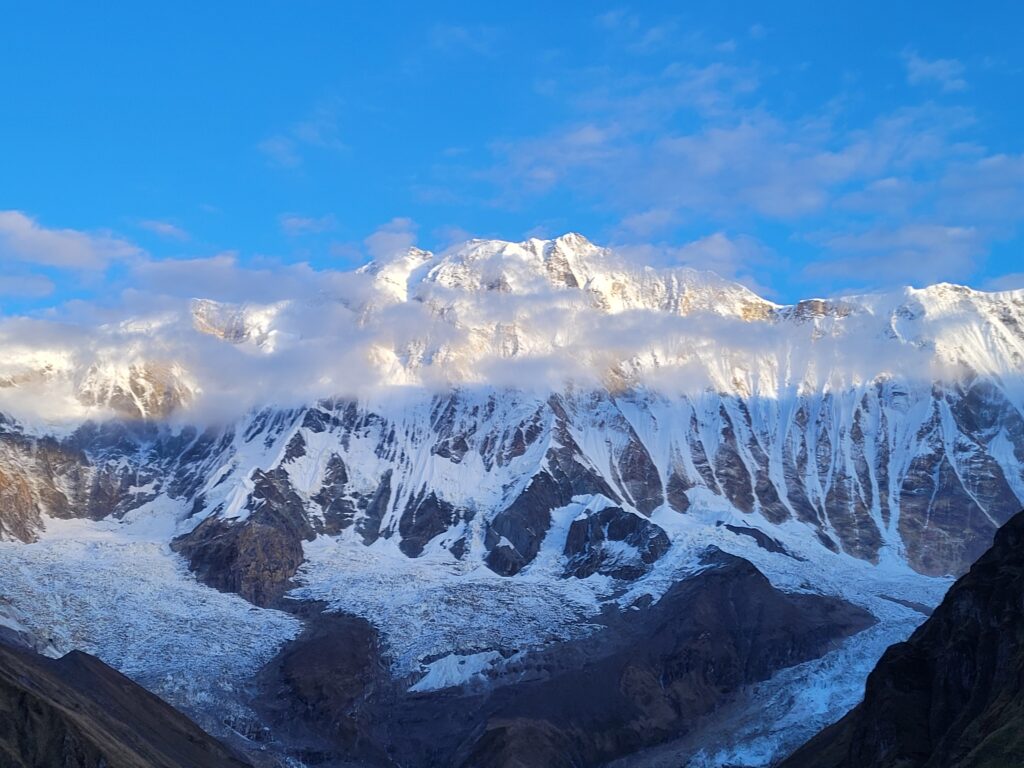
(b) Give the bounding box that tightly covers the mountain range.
[1,233,1023,766]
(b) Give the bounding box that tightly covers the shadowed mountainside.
[780,509,1024,768]
[248,549,873,767]
[0,640,251,768]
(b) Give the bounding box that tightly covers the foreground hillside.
[0,640,250,768]
[781,509,1024,768]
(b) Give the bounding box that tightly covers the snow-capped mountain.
[1,233,1023,766]
[2,234,1022,574]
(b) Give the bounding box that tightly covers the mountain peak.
[365,233,772,321]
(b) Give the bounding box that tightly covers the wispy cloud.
[257,136,302,168]
[615,233,776,296]
[903,49,967,92]
[429,23,499,56]
[364,217,418,259]
[485,101,935,220]
[259,103,347,169]
[0,273,56,298]
[618,208,678,237]
[291,105,347,151]
[279,213,337,236]
[984,272,1024,292]
[593,10,695,55]
[0,211,140,270]
[433,45,1018,293]
[808,224,983,287]
[138,219,189,241]
[128,252,352,305]
[595,9,639,31]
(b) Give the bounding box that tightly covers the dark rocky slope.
[254,604,395,767]
[171,467,316,607]
[780,509,1024,768]
[250,550,873,768]
[0,640,251,768]
[450,549,873,768]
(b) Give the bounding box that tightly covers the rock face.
[780,509,1024,768]
[254,607,394,766]
[562,505,670,580]
[171,384,1021,589]
[172,468,315,606]
[3,376,1022,610]
[0,641,250,768]
[0,418,228,544]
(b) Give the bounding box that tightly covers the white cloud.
[615,232,775,296]
[279,213,337,236]
[903,49,967,92]
[364,218,418,260]
[937,153,1024,221]
[139,220,189,241]
[618,208,677,237]
[129,252,359,305]
[984,273,1024,292]
[446,42,1017,293]
[809,224,983,287]
[0,228,1015,426]
[0,273,55,298]
[433,225,474,249]
[0,211,140,270]
[259,103,347,169]
[258,136,301,168]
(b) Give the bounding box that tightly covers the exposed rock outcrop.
[399,488,460,557]
[254,606,394,766]
[172,468,314,606]
[563,505,670,580]
[455,549,874,767]
[486,471,571,576]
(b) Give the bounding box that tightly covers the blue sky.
[1,0,1022,313]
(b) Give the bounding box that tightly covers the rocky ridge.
[0,639,251,768]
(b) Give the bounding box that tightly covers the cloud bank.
[0,229,1020,426]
